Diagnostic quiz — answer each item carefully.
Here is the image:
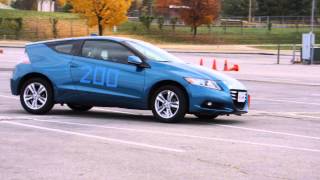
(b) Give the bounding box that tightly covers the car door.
[70,40,146,108]
[44,40,81,103]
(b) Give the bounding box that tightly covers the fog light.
[207,102,213,106]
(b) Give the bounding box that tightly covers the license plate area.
[237,92,247,103]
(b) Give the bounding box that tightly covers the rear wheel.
[20,78,54,114]
[151,85,187,123]
[194,114,219,120]
[67,104,93,112]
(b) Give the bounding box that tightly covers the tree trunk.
[98,23,103,36]
[193,26,197,37]
[97,16,103,36]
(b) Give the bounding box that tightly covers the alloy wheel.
[155,90,180,119]
[23,82,48,110]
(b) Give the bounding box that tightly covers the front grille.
[230,90,247,110]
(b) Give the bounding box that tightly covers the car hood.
[151,61,247,90]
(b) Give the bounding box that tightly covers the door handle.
[70,62,80,68]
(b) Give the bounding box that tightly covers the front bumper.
[187,85,249,115]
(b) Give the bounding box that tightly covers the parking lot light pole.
[311,0,316,32]
[311,0,316,64]
[248,0,252,22]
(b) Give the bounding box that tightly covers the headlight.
[185,78,221,90]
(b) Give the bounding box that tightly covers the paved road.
[1,74,320,179]
[1,48,320,179]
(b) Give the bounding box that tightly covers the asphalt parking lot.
[1,48,320,179]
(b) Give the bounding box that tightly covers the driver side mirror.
[128,55,143,65]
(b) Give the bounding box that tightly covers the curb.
[239,79,320,87]
[0,45,25,48]
[167,50,291,56]
[0,68,13,71]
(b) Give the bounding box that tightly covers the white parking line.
[0,120,185,153]
[254,98,320,106]
[0,95,19,100]
[250,110,320,120]
[0,94,142,116]
[288,114,320,120]
[25,117,320,141]
[94,108,139,116]
[216,124,320,140]
[14,117,320,153]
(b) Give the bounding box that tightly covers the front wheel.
[151,85,187,123]
[194,114,219,120]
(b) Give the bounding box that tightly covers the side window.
[81,40,135,64]
[47,41,77,55]
[55,44,74,54]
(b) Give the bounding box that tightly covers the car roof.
[26,36,139,46]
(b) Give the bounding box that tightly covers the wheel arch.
[18,72,54,95]
[148,80,189,110]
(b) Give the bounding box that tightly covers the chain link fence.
[0,17,97,40]
[0,16,319,44]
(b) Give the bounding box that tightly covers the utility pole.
[248,0,252,22]
[310,0,316,64]
[311,0,316,32]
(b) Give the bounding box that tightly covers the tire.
[194,114,219,120]
[151,85,187,123]
[20,77,54,114]
[67,104,93,112]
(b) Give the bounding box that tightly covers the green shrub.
[157,16,165,31]
[139,15,154,31]
[0,18,23,39]
[268,22,272,31]
[170,17,178,33]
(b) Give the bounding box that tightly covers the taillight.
[21,51,30,64]
[248,95,251,108]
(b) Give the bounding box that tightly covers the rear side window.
[54,44,74,54]
[46,41,78,55]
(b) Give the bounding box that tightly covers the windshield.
[126,40,184,63]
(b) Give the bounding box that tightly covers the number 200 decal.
[80,66,119,88]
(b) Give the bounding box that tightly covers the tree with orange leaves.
[62,0,132,36]
[0,0,9,5]
[180,0,220,37]
[156,0,220,37]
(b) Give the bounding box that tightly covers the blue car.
[11,36,249,123]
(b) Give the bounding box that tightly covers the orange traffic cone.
[200,58,204,66]
[212,59,217,70]
[229,64,239,72]
[223,60,229,71]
